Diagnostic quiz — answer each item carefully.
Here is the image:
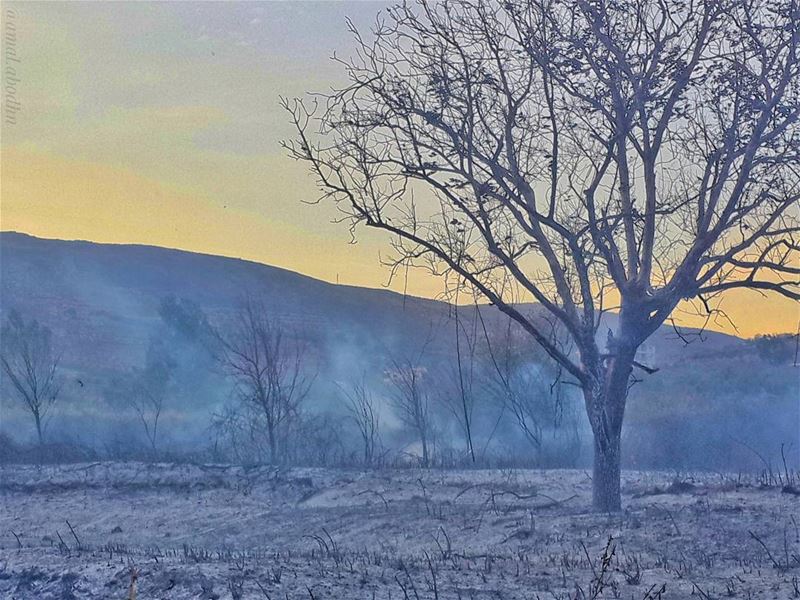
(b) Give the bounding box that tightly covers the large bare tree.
[285,0,799,510]
[0,310,62,446]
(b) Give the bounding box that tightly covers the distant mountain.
[0,231,450,372]
[0,231,750,371]
[1,232,796,468]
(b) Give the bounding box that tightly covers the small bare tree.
[216,299,313,465]
[109,340,174,453]
[481,315,580,462]
[440,302,479,462]
[385,351,433,467]
[0,310,62,446]
[338,376,382,466]
[210,403,255,464]
[286,0,799,510]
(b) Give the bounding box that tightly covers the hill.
[0,232,796,468]
[0,231,447,371]
[0,231,751,370]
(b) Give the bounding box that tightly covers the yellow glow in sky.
[1,1,796,337]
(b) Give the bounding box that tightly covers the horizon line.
[2,229,795,340]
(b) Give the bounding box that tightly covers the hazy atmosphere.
[1,1,798,599]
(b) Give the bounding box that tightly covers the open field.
[1,463,798,599]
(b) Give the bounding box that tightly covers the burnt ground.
[1,463,798,599]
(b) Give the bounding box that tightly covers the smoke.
[1,234,796,469]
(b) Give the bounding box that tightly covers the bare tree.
[286,412,347,466]
[385,351,433,467]
[285,0,799,510]
[338,375,382,466]
[216,299,313,465]
[210,403,255,464]
[0,310,62,446]
[480,314,580,462]
[440,302,479,462]
[109,339,174,453]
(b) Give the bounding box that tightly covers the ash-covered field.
[0,463,798,599]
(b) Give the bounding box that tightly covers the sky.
[1,1,796,337]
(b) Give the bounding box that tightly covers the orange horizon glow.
[1,2,797,339]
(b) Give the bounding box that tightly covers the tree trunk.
[33,410,44,466]
[592,427,622,512]
[587,341,634,512]
[464,417,475,463]
[34,411,43,446]
[150,413,160,453]
[267,423,277,465]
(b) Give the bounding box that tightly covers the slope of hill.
[0,231,447,372]
[0,231,751,371]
